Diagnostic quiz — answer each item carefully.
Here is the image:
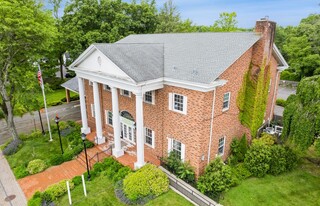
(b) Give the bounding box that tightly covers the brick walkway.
[18,146,107,199]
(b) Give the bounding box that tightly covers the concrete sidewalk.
[0,153,27,206]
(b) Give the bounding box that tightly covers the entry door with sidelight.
[120,117,136,144]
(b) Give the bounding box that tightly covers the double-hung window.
[168,93,187,114]
[105,110,112,126]
[120,89,131,97]
[222,92,231,111]
[144,91,155,104]
[218,136,225,156]
[145,128,155,148]
[167,138,186,161]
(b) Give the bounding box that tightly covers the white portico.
[70,44,164,169]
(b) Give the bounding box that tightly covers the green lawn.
[37,88,78,106]
[6,133,68,169]
[6,122,87,179]
[220,160,320,206]
[55,175,193,206]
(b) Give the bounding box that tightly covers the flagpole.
[38,64,53,141]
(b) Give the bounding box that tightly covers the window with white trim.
[89,81,93,86]
[222,92,231,111]
[218,136,225,156]
[168,93,187,114]
[105,110,112,126]
[103,84,111,91]
[90,104,95,117]
[144,91,155,104]
[167,138,186,161]
[145,127,155,148]
[120,89,131,97]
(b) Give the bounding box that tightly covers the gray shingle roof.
[116,32,261,84]
[94,43,164,82]
[61,77,79,93]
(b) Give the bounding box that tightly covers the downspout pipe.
[207,89,216,164]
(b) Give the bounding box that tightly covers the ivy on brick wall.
[282,75,320,153]
[237,62,271,137]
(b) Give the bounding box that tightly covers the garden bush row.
[161,152,195,184]
[196,133,299,200]
[28,179,75,206]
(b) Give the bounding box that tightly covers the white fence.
[159,166,221,206]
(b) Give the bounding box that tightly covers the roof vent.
[173,66,177,70]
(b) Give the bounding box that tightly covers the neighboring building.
[69,19,288,175]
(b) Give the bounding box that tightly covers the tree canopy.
[282,75,320,153]
[276,14,320,81]
[0,0,57,140]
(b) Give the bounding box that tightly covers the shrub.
[230,135,248,163]
[93,162,105,173]
[28,191,42,206]
[253,133,276,146]
[162,152,181,174]
[14,165,29,179]
[113,166,132,183]
[70,95,79,101]
[63,150,74,162]
[50,154,64,165]
[2,139,22,156]
[284,146,299,171]
[231,163,252,181]
[280,70,300,81]
[45,179,74,200]
[48,100,63,107]
[72,145,83,156]
[85,140,94,148]
[123,164,169,201]
[176,162,195,183]
[27,159,47,174]
[197,158,236,196]
[244,144,272,177]
[276,98,287,107]
[269,145,287,175]
[28,130,43,139]
[72,176,82,186]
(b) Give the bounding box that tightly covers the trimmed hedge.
[123,164,169,201]
[27,159,47,174]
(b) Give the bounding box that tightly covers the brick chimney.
[252,17,276,66]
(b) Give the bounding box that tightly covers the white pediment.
[74,48,134,82]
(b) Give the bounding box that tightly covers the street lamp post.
[55,114,64,154]
[81,133,91,181]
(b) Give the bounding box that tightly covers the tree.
[276,14,320,80]
[155,0,181,33]
[212,12,238,31]
[282,75,320,153]
[61,0,158,59]
[0,0,57,140]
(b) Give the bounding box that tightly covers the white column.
[78,77,90,134]
[93,81,104,144]
[111,87,124,157]
[134,92,145,169]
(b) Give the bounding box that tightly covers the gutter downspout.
[269,70,280,120]
[207,89,216,164]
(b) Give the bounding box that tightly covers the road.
[0,101,81,145]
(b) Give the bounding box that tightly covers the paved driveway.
[274,85,297,117]
[0,101,81,145]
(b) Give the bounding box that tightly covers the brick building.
[70,19,288,175]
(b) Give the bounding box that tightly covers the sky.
[48,0,320,28]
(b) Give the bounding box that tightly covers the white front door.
[120,117,136,144]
